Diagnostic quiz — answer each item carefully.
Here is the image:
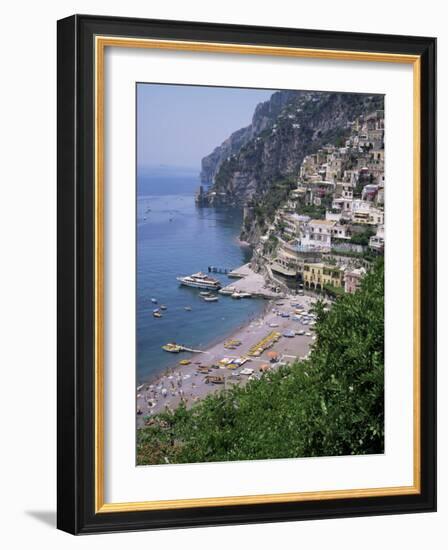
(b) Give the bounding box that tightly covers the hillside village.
[248,109,385,297]
[137,92,386,463]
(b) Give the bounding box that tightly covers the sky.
[137,84,276,170]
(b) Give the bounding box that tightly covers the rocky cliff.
[201,91,384,209]
[200,90,300,183]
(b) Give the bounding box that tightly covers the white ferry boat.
[176,272,221,291]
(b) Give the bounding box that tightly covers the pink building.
[344,267,366,294]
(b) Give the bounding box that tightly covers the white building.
[301,219,350,250]
[369,225,385,252]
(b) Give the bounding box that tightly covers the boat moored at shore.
[177,272,221,291]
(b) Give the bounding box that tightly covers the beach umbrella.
[267,351,278,359]
[260,364,270,372]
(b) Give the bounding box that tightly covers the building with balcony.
[303,263,344,290]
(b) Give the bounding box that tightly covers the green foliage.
[252,176,297,226]
[350,227,376,246]
[296,203,326,219]
[323,283,345,298]
[214,156,238,190]
[137,260,384,465]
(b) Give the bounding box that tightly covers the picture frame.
[57,14,436,534]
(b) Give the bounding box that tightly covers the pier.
[208,265,234,274]
[219,264,286,299]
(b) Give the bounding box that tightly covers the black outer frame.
[57,14,436,535]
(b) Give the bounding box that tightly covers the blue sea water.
[136,167,265,384]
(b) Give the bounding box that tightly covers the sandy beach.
[137,293,320,427]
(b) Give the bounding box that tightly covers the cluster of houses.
[258,110,385,295]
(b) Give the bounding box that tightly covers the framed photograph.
[57,14,436,534]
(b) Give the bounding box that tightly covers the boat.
[231,290,252,299]
[219,286,235,295]
[199,291,211,297]
[179,359,191,366]
[162,343,182,353]
[153,311,162,318]
[227,270,245,279]
[240,368,254,376]
[197,366,211,374]
[184,306,192,311]
[224,339,241,349]
[283,330,295,338]
[160,305,167,310]
[151,298,157,304]
[203,295,219,302]
[176,272,221,291]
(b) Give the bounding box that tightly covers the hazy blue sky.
[137,84,276,170]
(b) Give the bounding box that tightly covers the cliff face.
[201,91,383,208]
[200,90,299,183]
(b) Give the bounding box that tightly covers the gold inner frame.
[94,36,421,513]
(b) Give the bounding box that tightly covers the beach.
[137,293,319,427]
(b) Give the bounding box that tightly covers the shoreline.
[137,293,318,428]
[139,298,271,387]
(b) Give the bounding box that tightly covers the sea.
[136,166,265,384]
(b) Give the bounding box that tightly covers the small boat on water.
[200,291,211,297]
[162,342,203,353]
[203,295,219,302]
[162,343,182,353]
[151,298,158,304]
[160,305,167,310]
[153,311,162,318]
[184,306,192,311]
